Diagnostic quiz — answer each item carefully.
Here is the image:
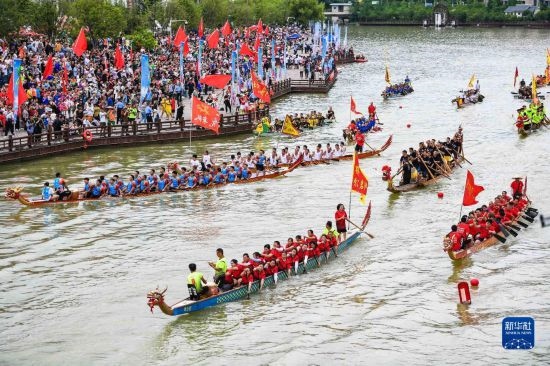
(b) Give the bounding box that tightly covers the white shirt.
[202,154,212,166]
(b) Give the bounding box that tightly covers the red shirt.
[335,210,347,230]
[511,180,523,195]
[457,222,470,239]
[355,132,365,146]
[478,226,490,240]
[368,104,376,115]
[271,248,283,259]
[448,232,462,251]
[240,273,254,285]
[306,235,317,244]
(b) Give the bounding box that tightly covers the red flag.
[207,29,220,49]
[351,153,368,205]
[198,17,204,38]
[239,43,257,62]
[257,19,263,35]
[264,25,269,36]
[221,20,232,37]
[199,74,231,89]
[7,75,28,107]
[63,62,68,94]
[350,97,362,115]
[42,55,53,80]
[513,66,519,87]
[173,26,187,47]
[462,170,484,206]
[254,34,261,51]
[251,71,270,103]
[114,44,124,70]
[191,96,220,134]
[72,27,88,57]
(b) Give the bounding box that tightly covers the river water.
[1,27,549,365]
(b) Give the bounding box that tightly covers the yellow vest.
[187,272,204,292]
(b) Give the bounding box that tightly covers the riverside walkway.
[0,56,357,164]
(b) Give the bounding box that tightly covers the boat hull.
[446,207,530,260]
[170,231,362,316]
[387,157,464,193]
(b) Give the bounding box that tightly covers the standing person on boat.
[187,263,208,299]
[510,177,524,199]
[208,248,228,286]
[400,150,412,185]
[368,102,376,118]
[354,130,365,152]
[202,150,213,169]
[334,204,348,242]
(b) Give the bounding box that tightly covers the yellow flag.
[547,48,550,66]
[467,74,475,88]
[532,74,538,104]
[385,65,391,84]
[282,116,300,137]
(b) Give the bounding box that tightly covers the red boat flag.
[514,66,519,87]
[6,75,28,107]
[207,29,220,49]
[114,44,124,70]
[350,96,362,115]
[462,170,484,206]
[42,55,53,80]
[251,71,271,103]
[191,96,220,134]
[173,26,188,46]
[351,153,368,205]
[199,74,231,89]
[72,27,88,57]
[239,43,257,62]
[221,20,232,37]
[198,17,204,38]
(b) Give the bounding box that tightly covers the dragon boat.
[443,206,536,261]
[452,92,484,108]
[4,159,302,208]
[279,135,392,168]
[147,203,372,316]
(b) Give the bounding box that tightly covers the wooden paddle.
[497,222,510,237]
[516,220,529,228]
[507,223,521,231]
[522,214,535,223]
[436,145,461,169]
[493,233,507,244]
[432,159,452,180]
[346,218,374,238]
[418,155,436,181]
[500,223,518,237]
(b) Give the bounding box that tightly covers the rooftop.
[504,5,537,12]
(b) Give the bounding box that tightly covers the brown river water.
[1,26,549,365]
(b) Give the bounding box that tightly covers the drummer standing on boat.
[511,177,524,199]
[335,204,348,242]
[208,248,228,285]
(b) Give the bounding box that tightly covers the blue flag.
[13,58,21,120]
[258,46,263,79]
[179,42,185,87]
[198,40,203,78]
[140,54,150,103]
[271,39,276,81]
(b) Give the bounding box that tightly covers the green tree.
[128,28,158,50]
[201,0,229,28]
[0,0,33,36]
[68,0,127,38]
[289,0,325,25]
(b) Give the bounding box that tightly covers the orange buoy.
[470,278,479,287]
[437,192,444,199]
[458,281,471,304]
[406,123,411,128]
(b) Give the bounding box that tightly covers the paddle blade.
[499,225,510,237]
[522,215,535,223]
[508,223,521,231]
[507,227,518,237]
[494,233,507,243]
[516,220,529,228]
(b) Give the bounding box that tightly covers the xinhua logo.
[502,317,535,350]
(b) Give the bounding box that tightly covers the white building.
[324,2,353,23]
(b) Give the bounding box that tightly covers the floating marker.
[470,278,479,287]
[437,192,444,199]
[406,123,411,128]
[458,281,471,304]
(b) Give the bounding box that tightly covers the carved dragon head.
[146,286,167,313]
[5,187,23,200]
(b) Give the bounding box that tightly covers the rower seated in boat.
[187,263,209,300]
[327,107,335,119]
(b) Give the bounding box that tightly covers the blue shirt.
[91,186,101,196]
[158,180,165,190]
[108,184,117,196]
[53,178,60,190]
[171,177,179,188]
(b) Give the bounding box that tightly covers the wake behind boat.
[147,203,372,316]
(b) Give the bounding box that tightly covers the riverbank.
[357,21,550,28]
